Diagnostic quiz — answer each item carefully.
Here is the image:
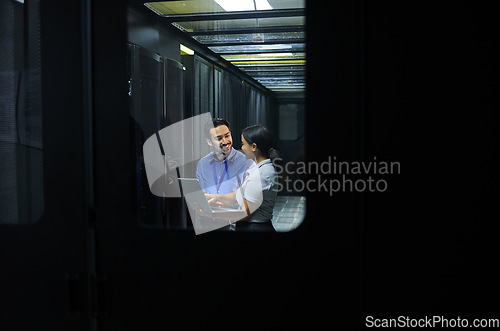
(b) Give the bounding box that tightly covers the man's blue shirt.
[196,148,254,194]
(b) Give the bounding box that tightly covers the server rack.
[128,43,188,229]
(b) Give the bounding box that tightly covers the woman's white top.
[235,159,278,222]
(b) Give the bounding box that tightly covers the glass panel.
[145,0,304,15]
[193,31,305,44]
[0,0,44,225]
[209,42,305,54]
[174,16,305,32]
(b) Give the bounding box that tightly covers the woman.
[199,124,281,232]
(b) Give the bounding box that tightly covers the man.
[196,118,254,196]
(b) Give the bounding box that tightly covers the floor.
[271,195,306,232]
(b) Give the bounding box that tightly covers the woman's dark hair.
[242,124,283,166]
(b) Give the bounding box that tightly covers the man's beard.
[220,142,231,154]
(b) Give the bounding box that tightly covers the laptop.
[178,178,247,218]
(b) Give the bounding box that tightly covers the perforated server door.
[128,44,166,227]
[164,58,188,229]
[128,44,188,229]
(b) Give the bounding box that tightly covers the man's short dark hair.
[204,118,230,138]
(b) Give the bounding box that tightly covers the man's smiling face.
[207,125,232,157]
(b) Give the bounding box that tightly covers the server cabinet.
[128,43,187,229]
[163,57,188,229]
[128,44,165,227]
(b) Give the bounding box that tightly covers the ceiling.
[143,0,306,98]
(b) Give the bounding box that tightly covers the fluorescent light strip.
[255,0,273,10]
[223,53,297,60]
[231,60,306,65]
[215,0,272,12]
[180,44,194,55]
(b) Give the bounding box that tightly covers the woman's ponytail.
[267,147,283,168]
[242,124,283,168]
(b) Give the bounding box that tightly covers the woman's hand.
[205,192,238,207]
[205,193,216,204]
[205,193,224,207]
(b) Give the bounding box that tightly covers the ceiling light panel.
[193,31,305,44]
[144,0,306,95]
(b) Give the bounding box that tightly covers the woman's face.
[241,134,256,160]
